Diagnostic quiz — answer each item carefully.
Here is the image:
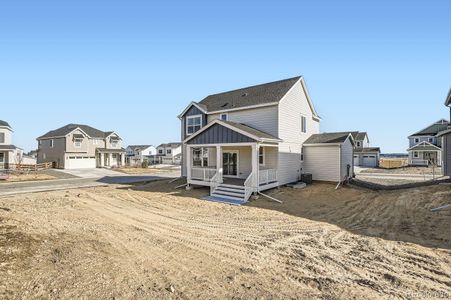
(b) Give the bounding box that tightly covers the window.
[111,140,118,147]
[38,140,42,146]
[356,141,361,147]
[259,147,265,165]
[301,115,307,133]
[220,113,228,121]
[186,115,202,135]
[50,139,54,148]
[0,133,4,143]
[301,147,304,161]
[428,137,433,143]
[158,149,163,154]
[0,153,4,163]
[413,151,419,158]
[74,138,83,148]
[166,149,172,154]
[192,147,208,167]
[414,138,419,143]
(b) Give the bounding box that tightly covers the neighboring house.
[178,76,354,202]
[407,119,449,166]
[437,89,451,176]
[156,143,182,164]
[37,124,126,169]
[351,132,381,167]
[125,145,157,166]
[0,120,24,169]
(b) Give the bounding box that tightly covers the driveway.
[54,168,125,179]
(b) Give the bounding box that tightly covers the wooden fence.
[379,158,409,169]
[0,162,53,172]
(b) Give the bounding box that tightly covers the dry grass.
[113,167,162,175]
[0,181,450,299]
[361,166,442,175]
[1,173,56,183]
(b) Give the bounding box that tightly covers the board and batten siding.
[186,123,255,145]
[303,145,340,182]
[443,134,451,176]
[277,80,320,185]
[340,138,354,179]
[181,105,207,176]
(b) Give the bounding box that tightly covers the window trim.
[414,138,420,143]
[0,152,4,163]
[50,139,54,148]
[186,114,203,136]
[258,146,265,166]
[428,137,433,143]
[301,115,307,133]
[356,141,361,147]
[192,147,209,167]
[0,132,4,143]
[166,149,172,155]
[220,113,228,121]
[413,151,419,158]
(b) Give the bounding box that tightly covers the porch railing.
[410,159,429,166]
[244,172,254,201]
[210,168,223,196]
[259,169,277,185]
[191,167,217,181]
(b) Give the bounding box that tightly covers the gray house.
[437,89,451,176]
[407,119,449,166]
[178,76,355,202]
[37,124,126,169]
[351,132,380,167]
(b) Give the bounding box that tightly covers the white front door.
[223,151,239,177]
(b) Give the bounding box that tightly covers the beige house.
[0,120,24,169]
[37,124,125,169]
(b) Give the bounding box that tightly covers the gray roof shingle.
[354,147,381,153]
[198,76,301,112]
[351,132,367,141]
[38,124,113,139]
[127,145,152,150]
[304,132,353,144]
[0,120,11,128]
[410,119,449,137]
[157,142,182,148]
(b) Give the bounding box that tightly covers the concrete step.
[215,186,246,194]
[218,183,245,190]
[211,193,246,202]
[213,189,245,198]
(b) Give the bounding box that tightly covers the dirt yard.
[362,166,442,175]
[0,181,450,299]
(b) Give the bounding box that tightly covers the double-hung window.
[259,147,265,166]
[413,151,419,158]
[50,139,54,148]
[0,133,4,143]
[0,153,4,163]
[167,149,172,155]
[301,115,307,133]
[220,113,228,121]
[192,147,208,167]
[186,115,202,135]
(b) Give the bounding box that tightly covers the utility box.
[301,173,313,184]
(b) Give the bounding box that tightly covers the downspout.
[338,144,342,184]
[256,143,260,193]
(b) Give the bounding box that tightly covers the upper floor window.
[158,149,163,154]
[0,153,4,163]
[428,137,433,143]
[301,115,307,133]
[110,138,119,147]
[356,141,361,147]
[38,140,42,146]
[50,139,54,148]
[0,133,4,143]
[186,115,202,135]
[414,138,420,143]
[259,147,265,166]
[166,149,172,154]
[220,113,228,121]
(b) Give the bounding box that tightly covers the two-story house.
[0,120,24,169]
[156,143,182,164]
[125,145,157,166]
[437,89,451,176]
[178,76,355,203]
[37,124,126,169]
[407,119,449,166]
[351,132,381,167]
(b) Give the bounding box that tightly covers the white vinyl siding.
[208,105,279,137]
[278,80,320,185]
[303,145,340,182]
[340,138,354,179]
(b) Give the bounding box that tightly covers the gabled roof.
[179,76,320,119]
[0,120,11,128]
[304,132,355,145]
[409,119,449,137]
[183,119,281,144]
[351,132,367,141]
[37,124,115,139]
[354,147,381,153]
[127,145,152,150]
[445,88,451,106]
[407,141,441,151]
[157,142,182,148]
[437,128,451,137]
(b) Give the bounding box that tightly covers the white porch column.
[108,153,112,167]
[216,145,222,182]
[251,143,259,190]
[186,145,191,180]
[100,153,105,167]
[121,153,125,166]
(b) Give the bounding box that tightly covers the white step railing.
[191,167,217,181]
[259,169,277,185]
[244,172,254,201]
[210,168,223,196]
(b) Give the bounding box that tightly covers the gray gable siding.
[444,134,451,176]
[187,123,255,145]
[181,105,207,140]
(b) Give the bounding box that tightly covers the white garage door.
[65,156,96,169]
[362,155,377,167]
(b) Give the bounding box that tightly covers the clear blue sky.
[1,0,450,153]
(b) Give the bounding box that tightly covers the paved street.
[0,169,180,196]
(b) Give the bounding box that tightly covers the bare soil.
[113,167,161,175]
[362,166,442,175]
[0,181,450,299]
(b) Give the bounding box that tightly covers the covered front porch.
[408,142,442,166]
[97,148,126,168]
